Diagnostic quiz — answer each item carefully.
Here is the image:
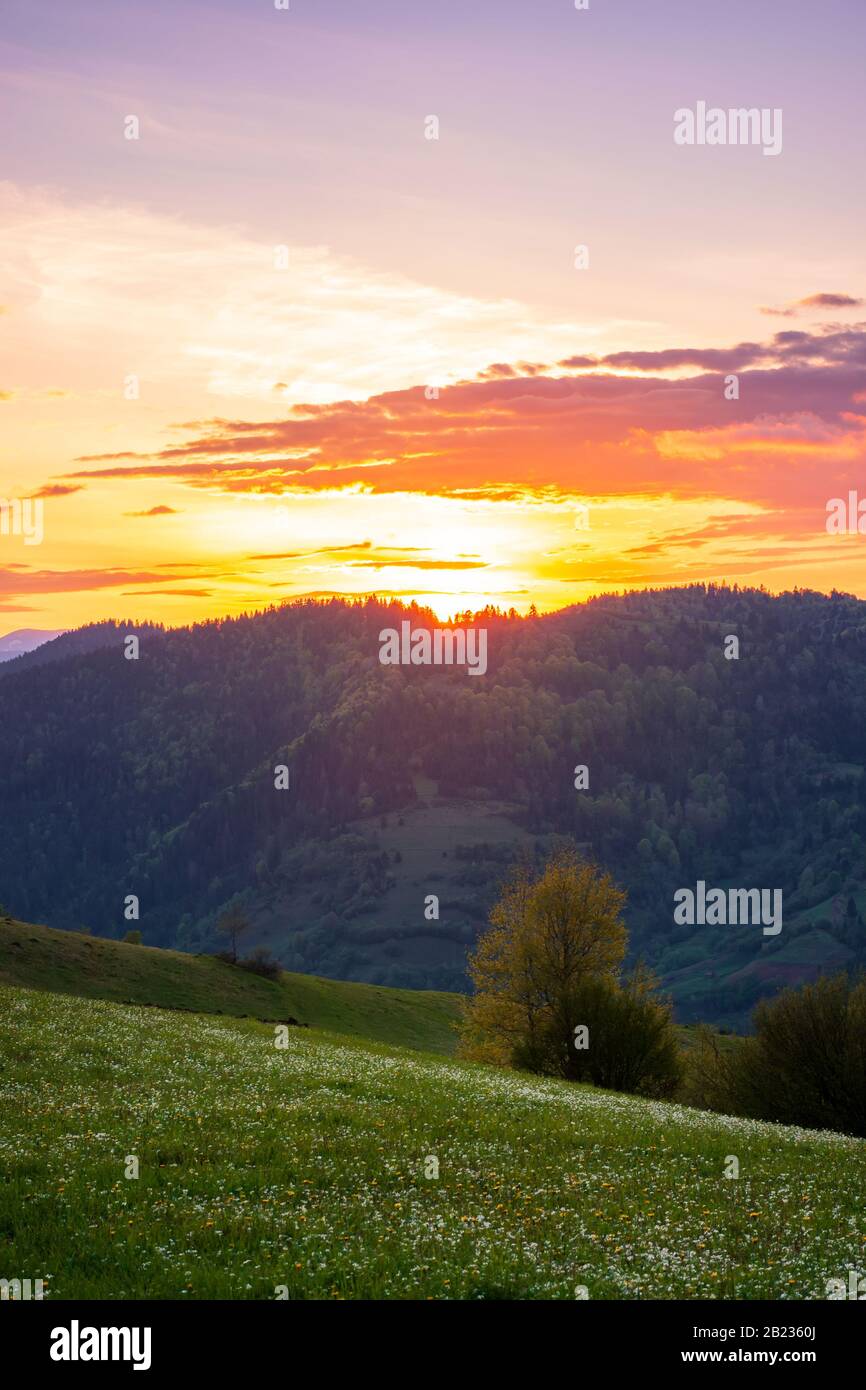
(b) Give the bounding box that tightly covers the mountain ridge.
[1,585,864,1025]
[0,627,67,662]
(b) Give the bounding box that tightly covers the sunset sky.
[2,0,865,631]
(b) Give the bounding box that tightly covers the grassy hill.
[0,918,461,1055]
[1,981,862,1300]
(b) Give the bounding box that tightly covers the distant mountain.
[0,628,66,662]
[0,619,158,674]
[0,586,864,1027]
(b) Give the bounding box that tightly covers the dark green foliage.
[684,973,866,1136]
[1,586,866,1007]
[514,973,683,1099]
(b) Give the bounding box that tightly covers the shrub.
[683,973,866,1137]
[518,971,683,1099]
[238,948,282,980]
[679,1024,739,1113]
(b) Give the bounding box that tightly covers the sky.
[1,0,865,631]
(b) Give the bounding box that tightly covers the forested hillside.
[1,585,865,1025]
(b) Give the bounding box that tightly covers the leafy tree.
[217,902,252,964]
[459,846,627,1069]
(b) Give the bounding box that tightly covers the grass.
[0,917,461,1054]
[1,982,863,1300]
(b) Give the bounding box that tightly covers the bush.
[683,973,866,1137]
[237,948,282,980]
[516,971,683,1098]
[679,1025,738,1113]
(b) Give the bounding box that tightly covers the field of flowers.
[1,983,864,1300]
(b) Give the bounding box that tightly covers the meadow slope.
[1,983,863,1300]
[0,918,461,1054]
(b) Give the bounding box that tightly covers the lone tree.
[460,846,627,1065]
[459,845,680,1097]
[217,902,252,964]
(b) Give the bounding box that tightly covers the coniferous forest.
[2,583,864,1028]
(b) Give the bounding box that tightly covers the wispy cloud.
[66,321,866,517]
[125,505,180,516]
[760,291,864,318]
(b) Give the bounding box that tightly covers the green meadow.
[1,981,863,1300]
[0,918,461,1054]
